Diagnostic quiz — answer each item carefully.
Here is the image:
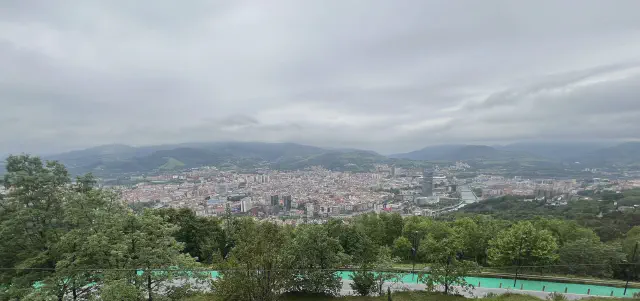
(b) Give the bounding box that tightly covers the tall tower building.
[422,169,433,197]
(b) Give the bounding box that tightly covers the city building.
[422,169,433,197]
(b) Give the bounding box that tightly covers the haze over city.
[2,1,640,155]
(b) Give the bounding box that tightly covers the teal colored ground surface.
[334,272,640,298]
[30,270,640,298]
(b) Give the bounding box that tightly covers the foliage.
[153,208,226,264]
[0,155,71,300]
[392,237,412,261]
[0,155,199,301]
[488,221,559,267]
[557,238,624,277]
[419,259,478,295]
[371,247,401,296]
[100,279,144,301]
[546,292,567,301]
[213,220,290,301]
[349,270,376,296]
[457,194,640,242]
[285,225,345,296]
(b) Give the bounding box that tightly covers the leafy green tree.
[118,211,199,301]
[154,208,225,264]
[214,220,290,301]
[354,213,386,246]
[380,213,404,246]
[54,183,124,300]
[338,225,377,265]
[392,237,412,261]
[420,258,478,295]
[558,238,625,278]
[285,225,345,296]
[416,225,478,295]
[533,218,599,247]
[0,155,70,300]
[372,246,400,296]
[100,279,144,301]
[349,270,376,296]
[418,233,462,263]
[452,217,501,264]
[488,221,559,267]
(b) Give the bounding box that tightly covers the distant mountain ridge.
[391,142,640,166]
[390,144,538,161]
[43,142,391,176]
[7,140,638,177]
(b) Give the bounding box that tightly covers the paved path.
[340,280,608,300]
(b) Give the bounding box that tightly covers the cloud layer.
[2,0,640,154]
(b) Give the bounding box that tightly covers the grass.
[181,291,622,301]
[159,157,185,170]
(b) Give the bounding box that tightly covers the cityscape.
[3,1,640,300]
[112,159,640,224]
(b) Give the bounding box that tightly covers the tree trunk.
[72,284,77,301]
[147,273,153,301]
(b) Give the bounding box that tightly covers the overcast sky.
[2,0,640,155]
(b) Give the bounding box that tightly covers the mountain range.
[40,142,391,176]
[390,142,640,167]
[3,141,639,176]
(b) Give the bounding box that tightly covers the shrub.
[546,292,568,301]
[349,270,376,296]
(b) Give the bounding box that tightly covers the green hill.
[159,157,186,170]
[39,142,391,175]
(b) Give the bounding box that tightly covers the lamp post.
[514,235,526,287]
[412,231,419,275]
[624,242,639,296]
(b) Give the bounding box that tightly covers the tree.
[284,225,345,296]
[488,221,559,267]
[418,233,462,264]
[452,217,498,264]
[558,238,624,278]
[0,155,70,300]
[118,211,200,301]
[533,218,599,247]
[380,213,404,246]
[354,213,386,247]
[154,208,225,264]
[338,225,377,265]
[372,246,400,296]
[349,270,376,296]
[54,184,124,301]
[419,258,478,295]
[392,237,412,261]
[416,227,477,295]
[214,220,291,301]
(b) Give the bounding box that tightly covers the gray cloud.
[1,0,640,155]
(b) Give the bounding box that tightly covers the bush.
[484,292,499,298]
[349,270,376,296]
[546,292,568,301]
